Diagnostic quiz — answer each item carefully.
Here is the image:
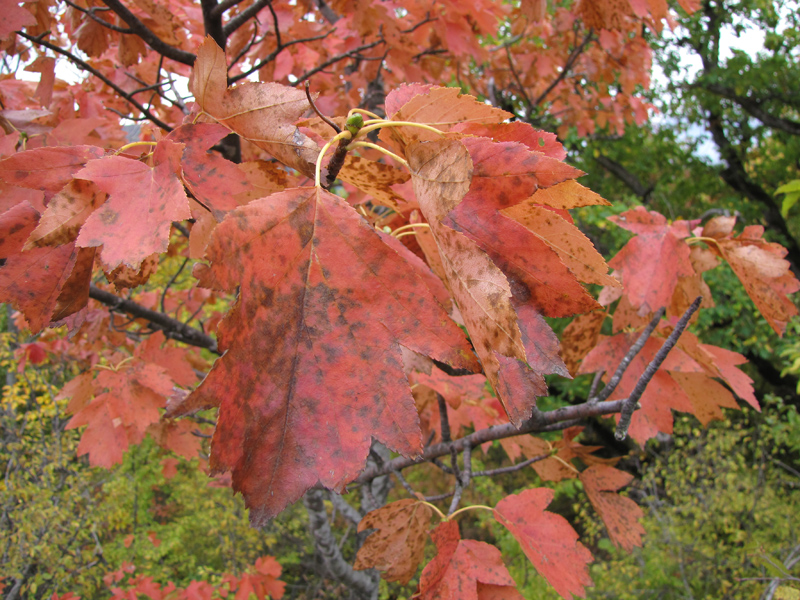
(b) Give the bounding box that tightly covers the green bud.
[345,113,364,138]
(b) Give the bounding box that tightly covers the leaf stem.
[116,141,158,154]
[446,505,495,520]
[348,107,382,120]
[390,223,430,237]
[359,120,445,137]
[346,141,408,167]
[686,236,721,248]
[418,501,447,521]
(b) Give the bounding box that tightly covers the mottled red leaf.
[0,145,105,192]
[24,178,105,248]
[171,186,476,523]
[166,123,251,215]
[494,488,593,600]
[0,200,39,258]
[0,242,83,332]
[418,520,524,600]
[76,139,190,269]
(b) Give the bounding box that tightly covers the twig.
[227,29,334,84]
[587,369,605,402]
[472,453,549,477]
[615,297,702,441]
[447,443,471,515]
[223,0,272,37]
[392,470,419,497]
[305,81,340,133]
[594,308,665,403]
[294,38,384,85]
[531,29,594,107]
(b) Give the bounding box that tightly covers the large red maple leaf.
[171,186,478,523]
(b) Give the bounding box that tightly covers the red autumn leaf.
[580,465,645,552]
[608,207,696,314]
[0,0,35,38]
[453,121,566,160]
[147,418,203,460]
[418,520,524,600]
[354,499,433,584]
[0,145,105,192]
[170,186,477,523]
[560,310,606,376]
[701,216,800,335]
[75,139,189,270]
[494,488,593,600]
[0,241,84,333]
[412,365,489,410]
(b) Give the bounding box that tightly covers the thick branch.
[89,285,219,353]
[595,154,654,202]
[201,0,225,48]
[700,83,800,136]
[17,32,172,131]
[222,0,271,38]
[303,489,378,600]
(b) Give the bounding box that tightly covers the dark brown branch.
[305,81,340,133]
[595,154,654,201]
[101,0,196,66]
[615,297,702,440]
[201,0,225,48]
[17,31,173,132]
[222,0,271,37]
[89,285,219,353]
[314,0,340,24]
[594,307,665,403]
[505,45,534,112]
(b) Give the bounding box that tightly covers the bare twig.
[531,29,594,107]
[594,307,665,403]
[294,38,384,85]
[472,453,549,477]
[228,29,334,84]
[305,81,340,133]
[17,31,172,131]
[615,297,702,440]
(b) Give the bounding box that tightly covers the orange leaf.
[354,499,433,584]
[580,465,644,552]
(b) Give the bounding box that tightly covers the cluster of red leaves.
[1,24,797,600]
[50,555,285,600]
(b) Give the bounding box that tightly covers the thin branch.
[392,469,419,497]
[447,442,471,515]
[305,81,340,133]
[354,397,631,484]
[587,369,605,401]
[89,285,218,353]
[594,307,665,403]
[505,45,534,112]
[595,154,654,202]
[615,297,702,440]
[531,29,594,107]
[228,29,334,84]
[101,0,196,66]
[699,83,800,136]
[17,31,172,132]
[223,0,271,37]
[294,38,384,85]
[303,489,378,599]
[62,0,133,33]
[327,491,363,526]
[473,453,549,477]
